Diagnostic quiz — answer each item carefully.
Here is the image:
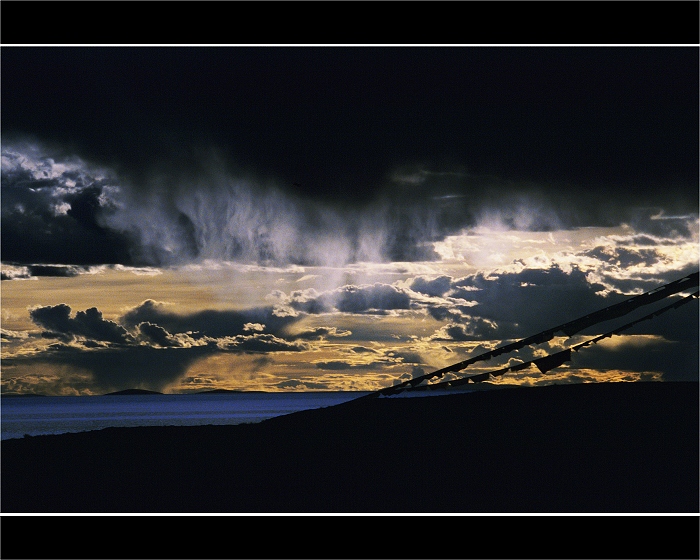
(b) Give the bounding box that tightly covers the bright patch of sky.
[2,143,698,395]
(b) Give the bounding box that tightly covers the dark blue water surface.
[0,392,370,440]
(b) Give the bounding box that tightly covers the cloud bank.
[4,143,698,277]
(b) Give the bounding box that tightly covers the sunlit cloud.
[487,367,666,387]
[2,140,698,395]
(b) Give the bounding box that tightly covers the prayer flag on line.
[534,348,572,374]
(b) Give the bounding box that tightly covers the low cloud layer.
[5,299,355,393]
[5,262,695,395]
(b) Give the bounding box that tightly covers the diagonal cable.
[357,271,698,399]
[406,289,699,392]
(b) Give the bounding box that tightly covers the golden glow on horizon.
[487,367,665,386]
[1,214,697,396]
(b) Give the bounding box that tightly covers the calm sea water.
[0,392,370,440]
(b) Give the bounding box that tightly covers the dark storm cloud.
[279,284,415,315]
[275,266,698,351]
[2,47,697,241]
[351,346,379,354]
[5,138,696,270]
[4,42,698,271]
[18,300,317,392]
[279,290,335,315]
[589,262,700,296]
[137,322,182,347]
[625,212,698,240]
[447,267,611,337]
[423,301,484,324]
[24,265,88,278]
[217,333,307,353]
[120,299,299,339]
[445,266,700,344]
[408,275,453,297]
[30,304,134,344]
[1,148,135,266]
[15,343,214,393]
[120,301,313,353]
[582,246,664,269]
[415,275,698,382]
[290,326,352,340]
[1,141,458,267]
[0,264,99,280]
[334,284,412,314]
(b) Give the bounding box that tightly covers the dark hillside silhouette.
[2,381,697,513]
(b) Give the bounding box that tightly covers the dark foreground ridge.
[2,381,698,513]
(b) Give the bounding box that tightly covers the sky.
[1,46,698,396]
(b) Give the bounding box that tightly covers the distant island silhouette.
[196,388,261,394]
[103,389,163,396]
[5,388,374,397]
[102,388,270,396]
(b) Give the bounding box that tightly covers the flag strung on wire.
[534,348,572,374]
[398,289,699,394]
[359,273,699,399]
